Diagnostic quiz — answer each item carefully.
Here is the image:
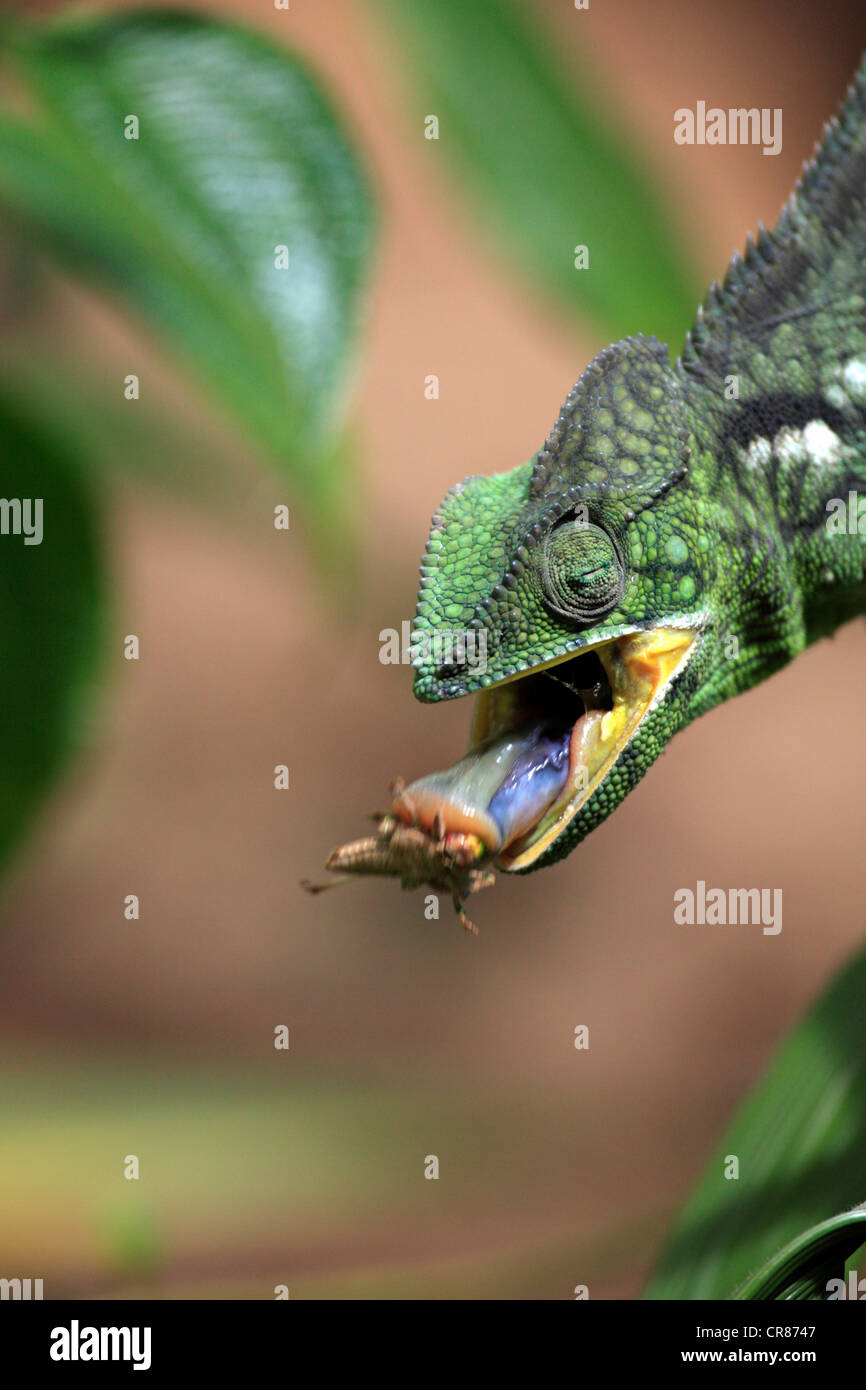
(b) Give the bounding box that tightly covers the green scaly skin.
[410,58,866,872]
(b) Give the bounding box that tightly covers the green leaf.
[645,945,866,1299]
[0,391,103,873]
[844,1236,866,1285]
[376,0,700,348]
[732,1207,866,1300]
[0,9,375,521]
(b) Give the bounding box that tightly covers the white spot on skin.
[824,356,866,409]
[739,435,772,469]
[802,419,843,466]
[739,420,848,474]
[842,358,866,405]
[770,420,844,469]
[773,425,807,467]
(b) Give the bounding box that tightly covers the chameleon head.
[393,335,713,871]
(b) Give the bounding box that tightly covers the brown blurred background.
[1,0,865,1298]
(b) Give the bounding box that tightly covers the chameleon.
[308,56,866,928]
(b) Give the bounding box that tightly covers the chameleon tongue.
[391,717,572,853]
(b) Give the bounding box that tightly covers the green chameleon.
[313,57,866,927]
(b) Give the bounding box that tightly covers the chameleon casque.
[312,58,866,929]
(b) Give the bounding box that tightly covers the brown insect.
[301,779,495,935]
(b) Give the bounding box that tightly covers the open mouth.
[391,628,697,871]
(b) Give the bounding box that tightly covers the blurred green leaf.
[645,945,866,1299]
[101,1198,165,1280]
[0,8,375,532]
[0,392,103,873]
[376,0,700,348]
[0,353,362,575]
[0,353,247,500]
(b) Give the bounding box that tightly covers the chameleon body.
[390,57,866,875]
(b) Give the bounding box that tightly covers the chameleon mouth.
[391,628,697,871]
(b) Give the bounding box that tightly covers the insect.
[302,780,495,934]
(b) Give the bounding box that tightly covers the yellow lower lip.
[487,627,698,871]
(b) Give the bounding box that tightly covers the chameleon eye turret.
[538,519,625,625]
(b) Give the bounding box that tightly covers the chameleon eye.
[539,518,624,624]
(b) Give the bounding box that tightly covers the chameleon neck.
[755,416,866,645]
[685,378,866,650]
[795,484,866,642]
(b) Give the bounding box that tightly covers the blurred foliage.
[0,8,375,527]
[377,0,702,348]
[100,1198,165,1282]
[0,391,102,874]
[0,1050,662,1299]
[646,944,866,1299]
[0,354,247,500]
[0,6,376,864]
